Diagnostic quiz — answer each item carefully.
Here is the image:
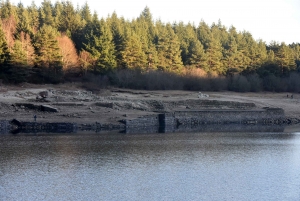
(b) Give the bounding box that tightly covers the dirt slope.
[0,83,299,125]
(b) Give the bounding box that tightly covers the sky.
[10,0,300,44]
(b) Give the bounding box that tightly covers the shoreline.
[0,83,299,131]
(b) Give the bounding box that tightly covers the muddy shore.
[0,83,299,129]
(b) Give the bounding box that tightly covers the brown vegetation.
[1,15,16,50]
[57,35,78,70]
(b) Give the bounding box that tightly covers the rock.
[38,91,48,98]
[198,92,209,98]
[15,103,39,110]
[95,102,114,108]
[41,105,58,112]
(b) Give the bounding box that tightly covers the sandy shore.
[0,83,299,126]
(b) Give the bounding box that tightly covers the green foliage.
[59,1,83,34]
[15,2,31,35]
[121,32,147,70]
[107,12,125,68]
[39,0,55,27]
[186,37,208,71]
[33,25,63,83]
[275,43,296,75]
[0,22,10,65]
[0,2,300,89]
[174,22,197,65]
[156,23,183,72]
[81,2,92,23]
[84,19,116,73]
[206,36,224,74]
[27,1,39,32]
[11,39,26,65]
[0,0,18,20]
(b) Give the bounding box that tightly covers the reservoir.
[1,131,300,201]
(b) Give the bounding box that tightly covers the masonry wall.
[125,115,160,128]
[125,108,285,130]
[175,108,285,126]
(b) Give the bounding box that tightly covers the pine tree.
[275,42,296,75]
[174,22,197,65]
[33,25,62,83]
[27,1,39,33]
[39,0,55,28]
[59,1,82,35]
[245,39,267,73]
[136,9,159,70]
[187,37,208,71]
[84,18,116,73]
[0,0,18,20]
[234,32,251,71]
[16,2,31,36]
[9,39,31,83]
[121,32,147,70]
[292,44,300,70]
[206,36,224,74]
[156,23,183,72]
[197,21,211,49]
[11,39,26,65]
[223,36,245,74]
[81,2,92,24]
[213,20,229,47]
[107,12,125,68]
[53,1,63,30]
[0,22,10,65]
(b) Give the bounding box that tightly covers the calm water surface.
[0,132,300,201]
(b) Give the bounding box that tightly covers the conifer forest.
[1,0,300,92]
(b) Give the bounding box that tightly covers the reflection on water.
[1,132,300,201]
[125,124,285,134]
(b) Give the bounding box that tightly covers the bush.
[263,74,287,92]
[247,74,263,92]
[229,75,251,92]
[82,73,110,92]
[287,72,300,92]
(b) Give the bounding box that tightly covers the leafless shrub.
[82,73,110,92]
[287,72,300,92]
[229,75,251,92]
[263,74,287,92]
[247,74,263,92]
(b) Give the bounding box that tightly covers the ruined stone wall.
[125,115,160,128]
[0,120,10,134]
[175,108,284,126]
[125,108,285,130]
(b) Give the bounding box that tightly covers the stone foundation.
[125,108,286,133]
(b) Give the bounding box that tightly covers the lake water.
[1,131,300,201]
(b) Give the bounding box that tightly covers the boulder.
[38,91,48,98]
[41,105,58,112]
[95,102,114,108]
[15,103,39,110]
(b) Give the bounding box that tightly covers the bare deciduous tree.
[1,16,16,50]
[57,35,79,70]
[78,50,96,74]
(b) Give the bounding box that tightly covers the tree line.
[0,0,300,92]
